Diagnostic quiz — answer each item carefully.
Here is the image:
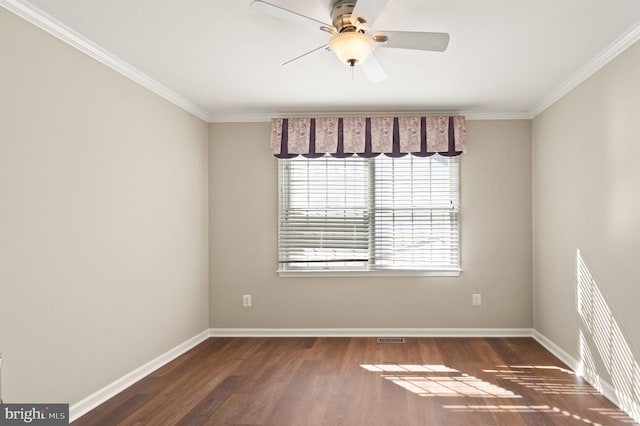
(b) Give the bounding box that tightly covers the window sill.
[277,269,462,278]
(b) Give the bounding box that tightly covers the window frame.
[277,155,462,278]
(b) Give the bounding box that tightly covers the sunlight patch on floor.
[443,404,604,425]
[361,364,520,398]
[483,365,601,396]
[383,374,521,398]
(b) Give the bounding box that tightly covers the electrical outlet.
[242,294,252,307]
[472,293,482,306]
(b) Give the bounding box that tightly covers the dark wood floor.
[74,337,637,425]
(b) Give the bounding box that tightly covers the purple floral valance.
[271,116,466,158]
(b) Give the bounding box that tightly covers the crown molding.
[0,0,211,122]
[529,19,640,118]
[5,0,637,124]
[208,111,532,123]
[461,112,532,121]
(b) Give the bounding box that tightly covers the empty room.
[1,0,640,424]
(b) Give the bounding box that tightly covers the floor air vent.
[376,337,405,344]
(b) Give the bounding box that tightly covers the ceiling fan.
[250,0,450,82]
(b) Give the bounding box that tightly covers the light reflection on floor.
[484,365,601,396]
[362,364,519,398]
[361,363,638,425]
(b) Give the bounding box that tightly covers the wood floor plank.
[74,337,638,426]
[237,339,313,424]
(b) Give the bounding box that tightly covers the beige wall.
[18,0,640,409]
[533,41,640,413]
[0,8,209,404]
[209,120,532,329]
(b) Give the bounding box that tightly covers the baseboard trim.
[532,330,619,407]
[531,330,580,371]
[68,327,531,422]
[68,328,627,423]
[209,328,534,338]
[69,329,210,422]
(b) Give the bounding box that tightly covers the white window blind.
[278,155,460,273]
[372,155,460,270]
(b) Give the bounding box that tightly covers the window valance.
[271,116,465,158]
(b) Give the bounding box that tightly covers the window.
[278,155,460,275]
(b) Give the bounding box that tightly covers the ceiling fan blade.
[360,52,387,82]
[282,44,329,66]
[351,0,390,27]
[250,0,333,33]
[374,31,450,52]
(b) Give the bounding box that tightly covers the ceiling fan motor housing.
[331,0,365,33]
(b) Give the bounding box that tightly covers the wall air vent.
[376,337,405,344]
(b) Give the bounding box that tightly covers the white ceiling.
[6,0,640,121]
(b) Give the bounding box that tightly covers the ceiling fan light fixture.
[329,32,374,66]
